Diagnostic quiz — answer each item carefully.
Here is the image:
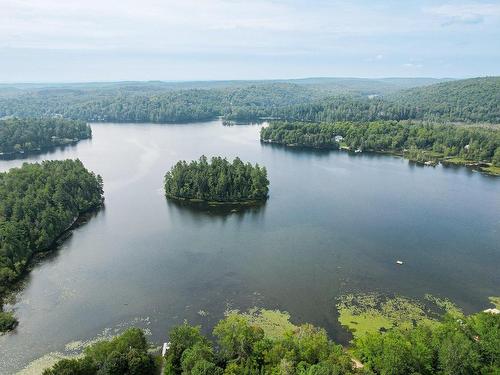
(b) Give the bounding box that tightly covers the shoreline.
[260,139,500,176]
[165,194,267,206]
[0,138,89,161]
[0,202,104,333]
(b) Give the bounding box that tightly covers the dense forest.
[354,311,500,375]
[0,117,91,154]
[261,121,500,168]
[0,160,104,331]
[391,77,500,123]
[164,156,269,203]
[42,308,500,374]
[0,83,320,123]
[276,77,500,124]
[1,77,497,124]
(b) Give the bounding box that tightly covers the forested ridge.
[42,308,500,374]
[276,77,500,124]
[261,121,500,169]
[0,83,319,123]
[0,117,91,154]
[391,77,500,123]
[0,77,497,124]
[0,160,103,331]
[164,156,269,203]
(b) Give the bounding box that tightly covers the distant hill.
[390,77,500,123]
[281,77,453,95]
[0,77,497,124]
[0,77,451,97]
[273,77,500,124]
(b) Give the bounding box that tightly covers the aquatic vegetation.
[17,352,73,375]
[42,328,155,375]
[489,296,500,310]
[424,294,464,318]
[241,308,297,339]
[337,293,442,339]
[164,309,356,375]
[337,293,469,340]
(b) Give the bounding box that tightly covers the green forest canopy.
[0,77,498,123]
[0,117,91,154]
[278,77,500,124]
[0,160,103,331]
[42,328,156,375]
[261,121,500,166]
[164,156,269,203]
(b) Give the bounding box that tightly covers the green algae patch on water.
[225,308,297,340]
[15,317,153,375]
[16,352,78,375]
[336,293,439,340]
[244,308,297,339]
[424,294,464,318]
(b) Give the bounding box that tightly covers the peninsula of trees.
[164,156,269,204]
[0,117,91,155]
[261,121,500,174]
[0,160,104,332]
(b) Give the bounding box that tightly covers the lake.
[1,121,499,373]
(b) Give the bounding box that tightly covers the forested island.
[0,160,104,332]
[261,121,500,175]
[164,156,269,204]
[1,77,498,124]
[42,306,500,374]
[0,117,91,156]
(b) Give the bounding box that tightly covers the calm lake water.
[1,121,499,373]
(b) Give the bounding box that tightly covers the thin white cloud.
[403,63,423,69]
[0,0,498,80]
[425,3,500,26]
[0,0,447,51]
[366,54,384,62]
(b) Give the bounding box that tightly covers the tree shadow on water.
[166,198,266,223]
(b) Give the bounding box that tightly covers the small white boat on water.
[396,260,404,265]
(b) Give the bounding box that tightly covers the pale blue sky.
[0,0,499,82]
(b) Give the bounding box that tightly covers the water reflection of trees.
[166,199,266,223]
[0,140,88,161]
